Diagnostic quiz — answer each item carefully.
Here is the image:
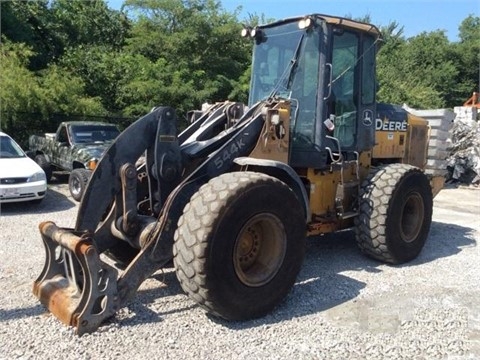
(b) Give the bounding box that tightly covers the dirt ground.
[0,182,479,359]
[320,183,480,356]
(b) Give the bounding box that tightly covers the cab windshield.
[249,21,321,147]
[70,125,120,144]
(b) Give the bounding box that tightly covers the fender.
[34,151,52,163]
[234,157,311,222]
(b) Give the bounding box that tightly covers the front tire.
[34,154,52,182]
[69,168,91,202]
[174,172,306,320]
[354,164,433,264]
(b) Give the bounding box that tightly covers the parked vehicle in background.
[0,132,47,204]
[29,121,120,201]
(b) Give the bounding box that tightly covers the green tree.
[0,39,105,143]
[3,1,478,126]
[0,0,62,70]
[0,0,130,71]
[50,0,130,49]
[121,0,251,113]
[376,24,458,109]
[453,15,480,105]
[60,45,127,113]
[0,40,40,117]
[403,30,458,107]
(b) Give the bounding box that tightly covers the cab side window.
[330,30,359,148]
[57,126,69,145]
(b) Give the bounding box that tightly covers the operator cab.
[245,15,381,168]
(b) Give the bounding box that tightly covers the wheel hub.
[237,227,260,269]
[233,213,286,287]
[400,192,425,243]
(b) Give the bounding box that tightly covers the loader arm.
[76,106,179,232]
[115,105,265,307]
[33,101,265,335]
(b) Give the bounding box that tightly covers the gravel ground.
[0,182,479,359]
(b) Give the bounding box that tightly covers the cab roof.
[261,13,381,39]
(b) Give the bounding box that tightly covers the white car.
[0,132,47,203]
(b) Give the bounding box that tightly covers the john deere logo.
[375,118,408,132]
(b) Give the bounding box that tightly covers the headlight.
[298,17,313,30]
[28,171,46,182]
[241,27,251,38]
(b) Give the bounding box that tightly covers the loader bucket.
[33,221,119,335]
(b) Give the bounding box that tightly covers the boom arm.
[33,101,265,335]
[76,106,180,232]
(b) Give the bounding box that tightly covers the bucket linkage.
[32,102,256,334]
[32,106,182,335]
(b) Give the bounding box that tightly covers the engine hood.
[72,142,112,162]
[0,156,44,178]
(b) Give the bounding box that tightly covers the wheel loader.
[33,14,445,335]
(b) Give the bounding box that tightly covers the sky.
[106,0,479,42]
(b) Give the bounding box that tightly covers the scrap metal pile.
[403,103,480,185]
[446,116,480,185]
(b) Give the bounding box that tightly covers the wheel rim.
[71,176,81,196]
[233,213,287,287]
[400,192,424,243]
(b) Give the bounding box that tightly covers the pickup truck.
[29,121,120,201]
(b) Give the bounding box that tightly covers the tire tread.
[354,163,432,264]
[174,172,302,318]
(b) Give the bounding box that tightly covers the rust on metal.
[34,278,80,327]
[33,221,119,335]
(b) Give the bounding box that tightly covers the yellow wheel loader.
[33,14,445,334]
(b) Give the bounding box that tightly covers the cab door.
[54,124,72,170]
[325,27,376,153]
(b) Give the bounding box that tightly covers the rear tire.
[69,168,91,202]
[174,172,306,320]
[354,164,433,264]
[34,154,52,182]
